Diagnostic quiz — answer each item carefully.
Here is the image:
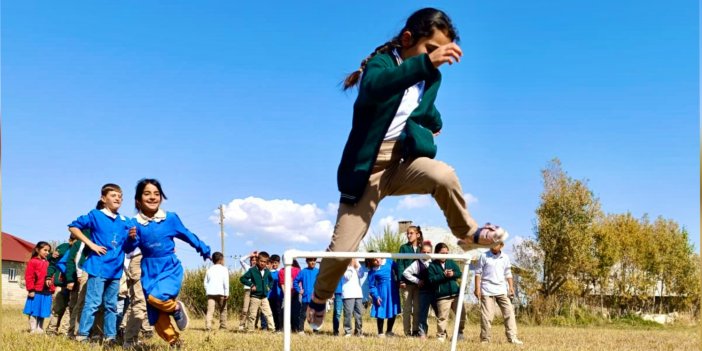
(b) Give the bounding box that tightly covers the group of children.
[24,179,211,349]
[25,5,525,347]
[201,225,522,344]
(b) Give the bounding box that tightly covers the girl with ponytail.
[307,8,509,329]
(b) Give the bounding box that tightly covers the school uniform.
[133,209,211,345]
[239,266,275,331]
[268,267,283,331]
[204,263,229,331]
[46,242,72,335]
[315,50,479,300]
[428,259,466,339]
[403,258,435,337]
[368,259,401,320]
[341,265,365,336]
[69,208,137,340]
[397,242,421,336]
[476,250,519,343]
[293,266,319,330]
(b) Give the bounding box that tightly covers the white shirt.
[342,266,365,299]
[384,49,425,141]
[402,259,431,285]
[475,250,513,296]
[204,264,230,296]
[239,255,252,290]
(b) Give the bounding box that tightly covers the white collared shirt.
[384,49,425,141]
[204,263,230,296]
[475,250,513,296]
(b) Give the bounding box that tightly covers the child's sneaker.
[509,338,524,345]
[173,301,190,331]
[305,297,326,331]
[457,223,509,251]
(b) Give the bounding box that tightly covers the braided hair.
[342,7,459,90]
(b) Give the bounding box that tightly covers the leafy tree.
[535,159,601,297]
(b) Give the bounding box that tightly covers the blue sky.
[3,1,699,269]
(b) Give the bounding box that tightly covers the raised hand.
[428,43,463,68]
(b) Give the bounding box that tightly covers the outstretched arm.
[172,213,211,261]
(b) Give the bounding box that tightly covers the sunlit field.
[1,307,698,350]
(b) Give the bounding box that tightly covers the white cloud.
[464,193,478,205]
[211,196,334,244]
[377,215,398,233]
[397,193,478,210]
[397,195,433,209]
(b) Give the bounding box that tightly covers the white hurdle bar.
[282,250,473,351]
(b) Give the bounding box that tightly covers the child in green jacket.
[427,243,466,342]
[308,8,508,329]
[239,251,276,332]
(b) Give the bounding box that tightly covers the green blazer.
[428,259,462,299]
[338,52,443,204]
[240,267,273,298]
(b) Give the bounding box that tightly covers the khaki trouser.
[69,274,89,337]
[239,289,251,328]
[315,141,478,299]
[402,284,420,335]
[47,287,71,335]
[206,295,228,330]
[436,296,466,338]
[147,295,179,345]
[246,296,275,331]
[122,254,152,341]
[480,294,518,342]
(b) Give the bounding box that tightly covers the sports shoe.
[173,300,190,331]
[457,333,465,341]
[385,331,396,337]
[437,336,446,343]
[305,297,326,331]
[377,333,385,338]
[458,223,509,251]
[509,338,524,345]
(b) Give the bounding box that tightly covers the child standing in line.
[332,279,344,336]
[341,259,365,337]
[278,259,302,333]
[367,256,401,337]
[308,7,508,327]
[121,247,154,348]
[24,241,54,333]
[128,178,211,349]
[402,241,435,340]
[239,251,276,332]
[238,251,257,331]
[204,252,230,331]
[397,225,424,336]
[68,183,138,344]
[66,235,89,339]
[293,258,319,333]
[428,243,465,342]
[46,236,75,336]
[268,254,284,332]
[475,242,523,345]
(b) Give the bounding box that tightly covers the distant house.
[2,232,34,305]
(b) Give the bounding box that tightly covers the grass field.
[1,307,699,350]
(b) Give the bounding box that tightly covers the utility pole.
[219,204,225,257]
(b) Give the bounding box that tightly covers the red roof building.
[2,232,35,263]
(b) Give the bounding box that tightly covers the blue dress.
[368,258,401,319]
[134,211,211,324]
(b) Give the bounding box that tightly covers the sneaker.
[437,336,446,343]
[458,223,509,251]
[173,301,189,331]
[509,338,524,345]
[305,298,326,331]
[344,333,352,338]
[385,331,396,337]
[378,333,385,338]
[480,340,490,344]
[457,333,465,341]
[75,335,89,343]
[297,331,306,336]
[123,340,143,349]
